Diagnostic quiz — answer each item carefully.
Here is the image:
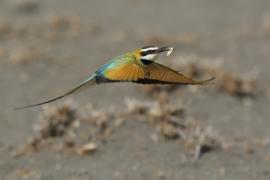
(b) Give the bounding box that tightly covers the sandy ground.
[1,0,270,179]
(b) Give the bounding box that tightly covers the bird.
[15,46,215,110]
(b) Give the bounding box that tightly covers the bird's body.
[15,46,215,110]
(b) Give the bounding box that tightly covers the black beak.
[157,46,173,53]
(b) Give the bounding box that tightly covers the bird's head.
[138,46,174,65]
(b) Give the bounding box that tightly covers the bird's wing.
[138,62,215,85]
[102,56,144,81]
[14,74,97,110]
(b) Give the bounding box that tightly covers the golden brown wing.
[105,63,144,82]
[139,62,215,85]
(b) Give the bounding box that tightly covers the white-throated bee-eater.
[15,46,215,110]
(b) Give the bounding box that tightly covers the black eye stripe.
[141,59,153,65]
[141,50,157,56]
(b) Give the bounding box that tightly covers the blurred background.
[1,0,270,179]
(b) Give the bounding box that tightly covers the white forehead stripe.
[141,47,158,52]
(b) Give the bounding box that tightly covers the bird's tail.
[14,74,97,110]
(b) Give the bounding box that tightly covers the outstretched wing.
[14,74,97,110]
[104,63,145,82]
[138,62,215,85]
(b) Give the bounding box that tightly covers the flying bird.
[15,46,214,110]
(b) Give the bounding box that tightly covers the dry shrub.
[34,103,78,138]
[14,96,269,160]
[14,100,117,156]
[125,96,222,160]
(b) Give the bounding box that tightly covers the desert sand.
[1,0,270,179]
